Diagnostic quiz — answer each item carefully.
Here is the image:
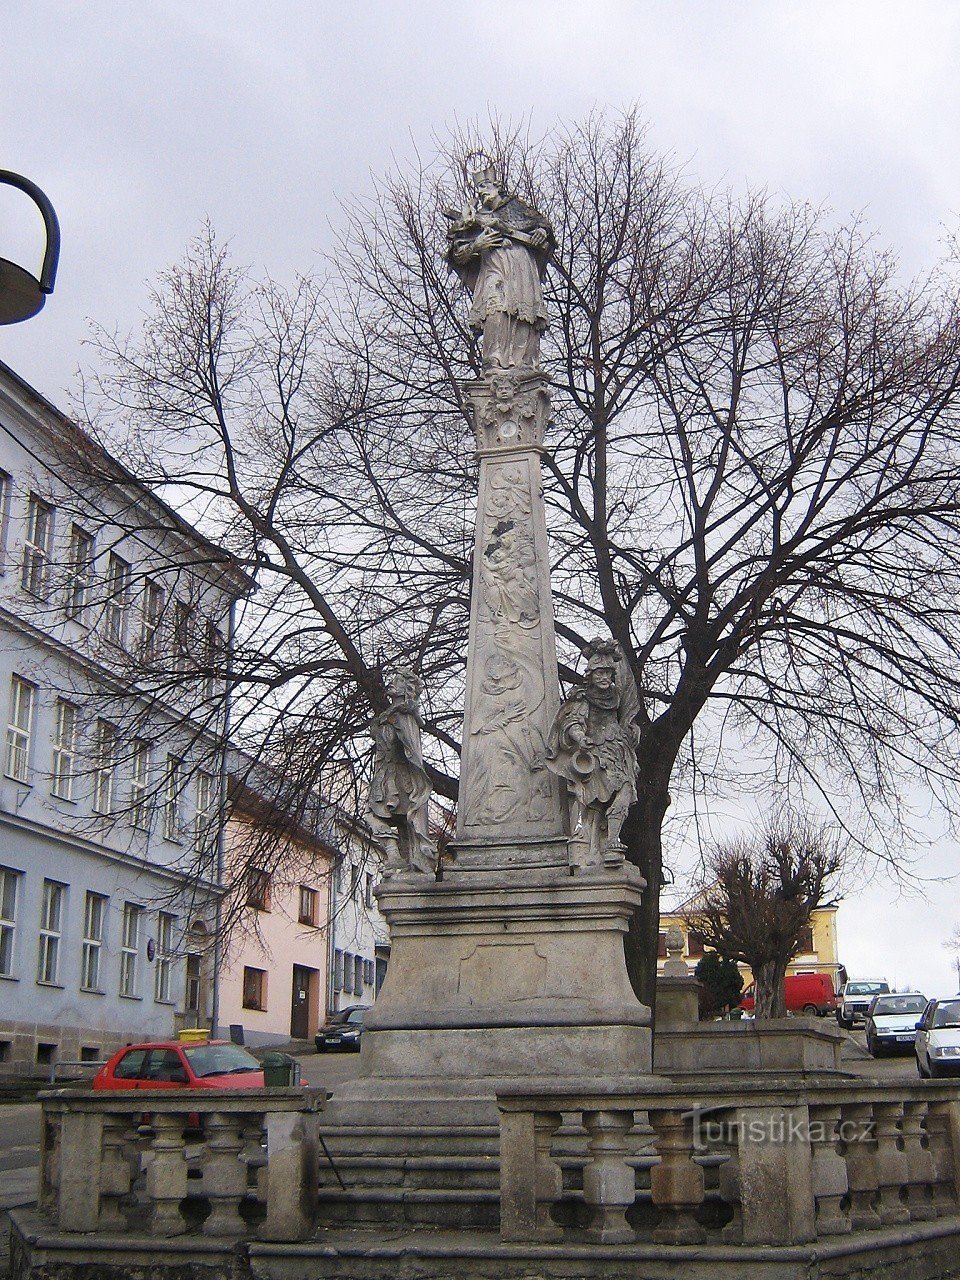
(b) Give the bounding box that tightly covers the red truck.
[739,972,839,1017]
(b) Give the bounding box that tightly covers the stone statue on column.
[366,669,436,876]
[445,166,555,370]
[545,638,641,868]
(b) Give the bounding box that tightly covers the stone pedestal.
[657,975,701,1029]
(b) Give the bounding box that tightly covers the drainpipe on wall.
[326,838,338,1018]
[210,594,238,1038]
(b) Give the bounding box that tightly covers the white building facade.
[0,362,250,1075]
[328,830,390,1014]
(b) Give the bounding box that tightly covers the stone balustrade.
[498,1080,960,1245]
[37,1087,323,1242]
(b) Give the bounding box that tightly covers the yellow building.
[658,897,841,992]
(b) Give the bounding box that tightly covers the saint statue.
[545,639,641,867]
[367,669,436,875]
[446,166,555,370]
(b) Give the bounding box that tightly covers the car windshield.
[872,996,926,1015]
[847,983,887,995]
[933,1002,960,1029]
[346,1009,366,1025]
[183,1044,261,1077]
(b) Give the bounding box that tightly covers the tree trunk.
[621,748,673,1021]
[753,960,788,1020]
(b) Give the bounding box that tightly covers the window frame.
[104,551,132,646]
[65,524,95,621]
[154,910,176,1003]
[119,902,143,998]
[246,866,271,912]
[50,699,80,801]
[6,675,36,783]
[80,891,107,993]
[194,769,216,855]
[162,754,183,841]
[242,965,267,1011]
[141,580,164,660]
[92,719,118,815]
[37,879,65,986]
[298,885,318,927]
[21,493,54,597]
[0,866,21,978]
[129,739,152,830]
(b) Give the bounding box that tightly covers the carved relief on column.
[457,371,567,844]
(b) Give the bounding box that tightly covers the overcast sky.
[3,1,959,997]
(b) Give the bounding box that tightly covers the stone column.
[454,370,568,867]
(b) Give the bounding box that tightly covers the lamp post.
[0,170,60,324]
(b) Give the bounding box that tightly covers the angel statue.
[445,165,555,371]
[545,639,642,868]
[366,669,436,876]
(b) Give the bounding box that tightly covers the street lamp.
[0,170,60,325]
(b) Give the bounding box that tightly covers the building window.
[92,719,118,814]
[185,953,202,1014]
[364,873,374,909]
[203,621,225,700]
[246,867,271,912]
[141,581,164,659]
[66,525,95,620]
[172,601,194,673]
[51,699,79,800]
[37,880,65,985]
[194,770,216,855]
[298,885,318,926]
[130,740,152,830]
[154,911,176,1002]
[0,470,11,569]
[797,925,815,955]
[350,862,361,900]
[0,867,20,977]
[80,891,107,992]
[104,552,132,646]
[687,929,705,959]
[657,932,668,959]
[6,675,36,782]
[333,949,344,992]
[353,954,363,997]
[119,903,142,997]
[242,966,266,1011]
[21,494,53,596]
[162,755,183,841]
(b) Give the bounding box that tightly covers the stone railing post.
[201,1110,249,1236]
[260,1109,320,1241]
[839,1101,881,1230]
[808,1101,850,1236]
[99,1111,137,1231]
[56,1109,105,1232]
[37,1103,63,1216]
[648,1107,705,1244]
[499,1107,563,1242]
[581,1109,636,1244]
[734,1105,816,1245]
[901,1098,936,1221]
[925,1099,960,1214]
[873,1101,910,1226]
[145,1112,189,1236]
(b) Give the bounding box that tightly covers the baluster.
[202,1110,248,1236]
[99,1111,136,1231]
[57,1110,104,1232]
[648,1107,706,1244]
[924,1101,960,1214]
[499,1107,563,1242]
[145,1112,189,1236]
[581,1109,636,1244]
[901,1099,936,1221]
[839,1102,880,1229]
[715,1109,743,1244]
[873,1101,910,1225]
[809,1102,850,1235]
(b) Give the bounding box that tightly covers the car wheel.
[802,1004,819,1017]
[867,1034,880,1058]
[315,1044,327,1054]
[838,1017,852,1030]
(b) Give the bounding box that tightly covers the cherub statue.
[366,669,436,875]
[545,639,641,868]
[445,166,555,371]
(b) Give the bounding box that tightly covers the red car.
[93,1040,265,1090]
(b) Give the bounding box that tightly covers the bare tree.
[72,110,960,1013]
[684,820,843,1019]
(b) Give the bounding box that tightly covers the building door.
[290,965,314,1040]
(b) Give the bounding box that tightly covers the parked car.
[93,1040,266,1090]
[739,972,839,1016]
[863,992,927,1056]
[837,979,890,1028]
[915,998,960,1078]
[315,1006,369,1052]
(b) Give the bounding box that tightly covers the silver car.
[864,992,926,1057]
[915,998,960,1078]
